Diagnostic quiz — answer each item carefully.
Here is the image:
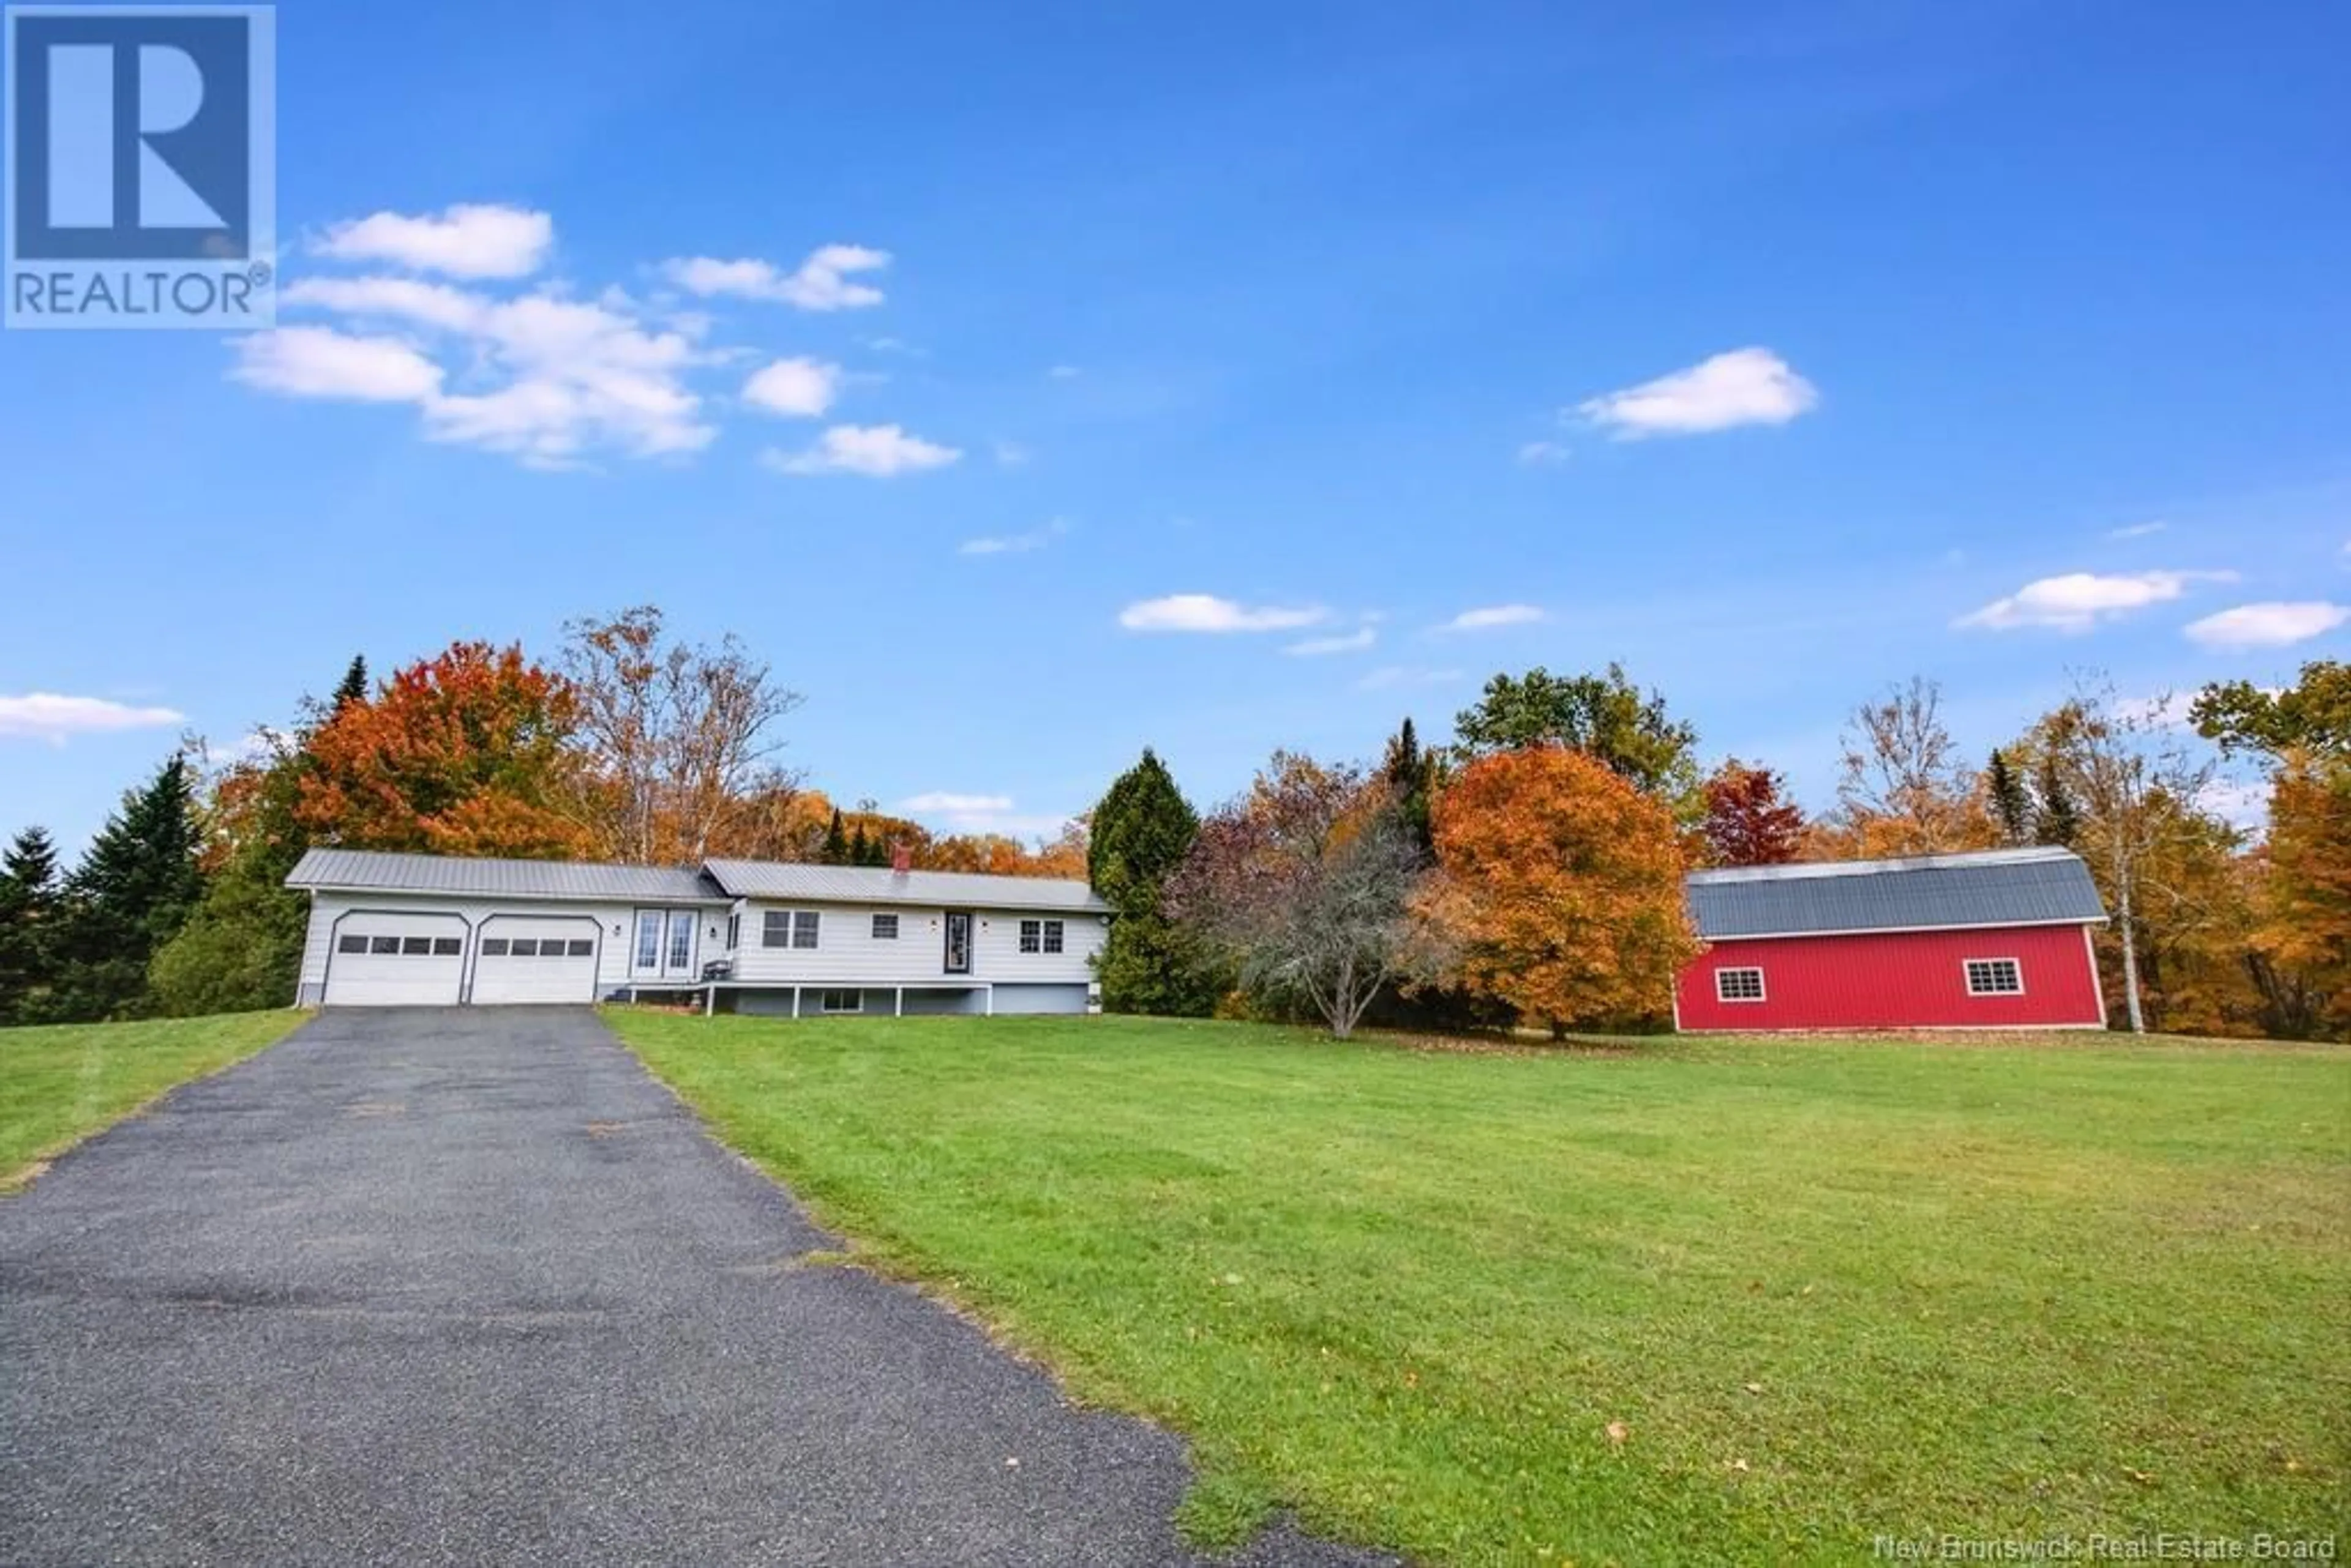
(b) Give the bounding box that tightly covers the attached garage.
[323,912,468,1007]
[471,916,602,1006]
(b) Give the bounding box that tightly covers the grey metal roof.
[702,859,1108,913]
[286,848,724,903]
[1686,846,2107,939]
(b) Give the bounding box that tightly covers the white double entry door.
[632,907,702,983]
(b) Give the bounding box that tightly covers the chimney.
[891,842,912,875]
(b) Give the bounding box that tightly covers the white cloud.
[1517,440,1569,466]
[2196,779,2271,832]
[231,326,446,402]
[1047,364,1081,380]
[740,356,841,418]
[901,791,1015,814]
[1118,595,1328,634]
[2183,601,2350,649]
[1285,627,1377,656]
[312,204,553,279]
[762,424,961,477]
[960,519,1068,556]
[2107,520,2169,540]
[282,275,489,332]
[1956,570,2235,633]
[0,692,185,741]
[659,244,890,310]
[1577,347,1818,439]
[1436,604,1546,634]
[1356,666,1463,692]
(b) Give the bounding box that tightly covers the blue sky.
[4,0,2347,853]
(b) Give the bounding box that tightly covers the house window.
[432,937,462,956]
[370,936,400,955]
[1715,967,1766,1003]
[667,910,694,970]
[763,911,792,948]
[1965,958,2024,996]
[820,988,862,1014]
[872,913,899,940]
[1042,919,1064,955]
[481,939,509,957]
[337,934,367,955]
[1019,919,1041,953]
[792,911,820,950]
[636,910,663,968]
[726,912,740,951]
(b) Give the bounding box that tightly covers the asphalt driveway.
[0,1008,1386,1567]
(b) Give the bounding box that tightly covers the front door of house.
[943,910,973,974]
[633,908,699,980]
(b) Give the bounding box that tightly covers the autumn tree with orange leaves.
[1697,760,1807,867]
[1422,746,1698,1035]
[298,642,597,858]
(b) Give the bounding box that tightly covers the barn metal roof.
[701,859,1109,913]
[1686,846,2107,939]
[286,849,725,904]
[286,848,1106,913]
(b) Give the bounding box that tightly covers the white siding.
[729,900,1106,987]
[294,891,729,1005]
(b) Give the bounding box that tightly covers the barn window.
[1715,967,1766,1003]
[1965,958,2023,996]
[872,913,899,940]
[337,934,367,955]
[481,939,510,957]
[820,988,863,1013]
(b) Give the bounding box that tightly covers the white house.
[284,848,1109,1015]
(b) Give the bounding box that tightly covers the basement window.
[1965,958,2024,996]
[820,989,863,1013]
[1715,967,1766,1003]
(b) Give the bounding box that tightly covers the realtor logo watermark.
[5,4,274,328]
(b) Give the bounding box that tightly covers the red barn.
[1675,847,2109,1033]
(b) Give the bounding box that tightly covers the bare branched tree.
[1834,675,1987,854]
[562,606,806,864]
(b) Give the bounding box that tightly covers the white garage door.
[324,913,467,1007]
[471,917,601,1006]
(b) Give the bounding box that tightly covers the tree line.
[0,606,1082,1025]
[1084,660,2349,1042]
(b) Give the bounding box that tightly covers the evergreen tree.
[1382,716,1437,853]
[821,807,849,865]
[1987,749,2034,844]
[2036,752,2081,848]
[0,826,62,1024]
[50,756,206,1021]
[331,654,370,712]
[848,822,872,868]
[1089,749,1225,1016]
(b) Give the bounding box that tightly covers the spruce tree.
[2036,752,2082,848]
[847,822,871,868]
[0,827,62,1024]
[331,654,370,711]
[821,807,849,865]
[1382,716,1436,853]
[50,756,207,1021]
[1987,749,2034,844]
[1089,749,1224,1016]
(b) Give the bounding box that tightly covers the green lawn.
[0,1012,306,1191]
[610,1010,2350,1565]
